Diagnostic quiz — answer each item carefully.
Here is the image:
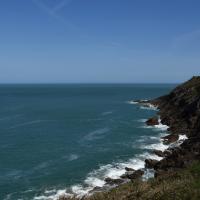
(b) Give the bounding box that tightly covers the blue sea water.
[0,84,176,200]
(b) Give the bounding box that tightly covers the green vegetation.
[60,162,200,200]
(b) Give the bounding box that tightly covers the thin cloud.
[52,0,74,13]
[32,0,77,30]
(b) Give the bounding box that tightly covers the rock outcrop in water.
[145,116,159,126]
[147,76,200,176]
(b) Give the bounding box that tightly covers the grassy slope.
[61,162,200,200]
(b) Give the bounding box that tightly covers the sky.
[0,0,200,83]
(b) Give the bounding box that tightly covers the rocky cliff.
[149,76,200,176]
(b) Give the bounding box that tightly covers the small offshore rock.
[146,117,159,126]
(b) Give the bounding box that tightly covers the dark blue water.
[0,84,176,200]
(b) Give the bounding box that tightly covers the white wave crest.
[140,118,169,132]
[67,154,79,161]
[126,100,138,105]
[142,143,169,152]
[33,118,172,200]
[127,100,158,111]
[127,100,149,105]
[178,134,188,141]
[139,152,163,161]
[34,189,71,200]
[82,128,110,141]
[34,151,163,200]
[101,111,113,116]
[154,124,169,131]
[71,185,93,197]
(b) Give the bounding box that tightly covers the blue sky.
[0,0,200,83]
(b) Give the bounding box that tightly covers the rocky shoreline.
[59,76,200,200]
[90,76,200,195]
[138,76,200,178]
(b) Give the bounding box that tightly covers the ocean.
[0,84,176,200]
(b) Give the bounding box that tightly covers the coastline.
[146,77,200,177]
[37,76,200,200]
[57,104,185,199]
[34,102,170,200]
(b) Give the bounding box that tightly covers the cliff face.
[153,76,200,136]
[150,76,200,174]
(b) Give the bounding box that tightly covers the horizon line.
[0,82,180,85]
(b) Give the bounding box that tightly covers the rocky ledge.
[144,76,200,177]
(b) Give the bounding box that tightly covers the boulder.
[153,150,171,157]
[145,159,159,169]
[125,167,135,172]
[125,169,144,180]
[162,134,179,144]
[120,174,127,179]
[146,117,159,126]
[153,150,165,157]
[120,171,134,179]
[104,177,124,185]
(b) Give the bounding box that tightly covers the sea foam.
[82,128,110,141]
[34,151,163,200]
[140,105,158,111]
[33,107,174,200]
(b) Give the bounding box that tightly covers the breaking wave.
[33,118,170,200]
[32,102,187,200]
[33,152,160,200]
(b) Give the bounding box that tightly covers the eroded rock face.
[146,117,159,126]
